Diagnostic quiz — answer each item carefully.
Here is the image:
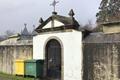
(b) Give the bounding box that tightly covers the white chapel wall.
[33,30,83,80]
[54,20,64,27]
[42,20,64,29]
[42,21,52,29]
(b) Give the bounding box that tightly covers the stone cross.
[24,23,27,27]
[50,0,59,12]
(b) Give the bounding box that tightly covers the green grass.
[0,72,34,80]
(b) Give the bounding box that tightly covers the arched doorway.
[45,39,61,80]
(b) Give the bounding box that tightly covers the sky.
[0,0,101,34]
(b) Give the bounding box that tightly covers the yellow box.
[15,60,25,75]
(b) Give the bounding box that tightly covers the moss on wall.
[83,43,120,80]
[0,45,33,74]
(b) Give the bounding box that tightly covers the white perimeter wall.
[33,30,83,80]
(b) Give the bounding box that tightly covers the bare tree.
[4,30,16,38]
[0,36,4,41]
[84,20,94,31]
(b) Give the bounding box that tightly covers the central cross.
[50,0,59,12]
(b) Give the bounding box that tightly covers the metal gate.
[45,39,61,80]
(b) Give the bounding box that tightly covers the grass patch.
[0,72,34,80]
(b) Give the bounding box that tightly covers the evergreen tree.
[96,0,120,23]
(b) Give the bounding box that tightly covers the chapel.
[33,10,83,80]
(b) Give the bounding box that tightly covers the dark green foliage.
[96,0,120,23]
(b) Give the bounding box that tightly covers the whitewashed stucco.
[33,30,83,80]
[54,20,64,27]
[42,20,64,29]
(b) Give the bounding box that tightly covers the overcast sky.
[0,0,101,34]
